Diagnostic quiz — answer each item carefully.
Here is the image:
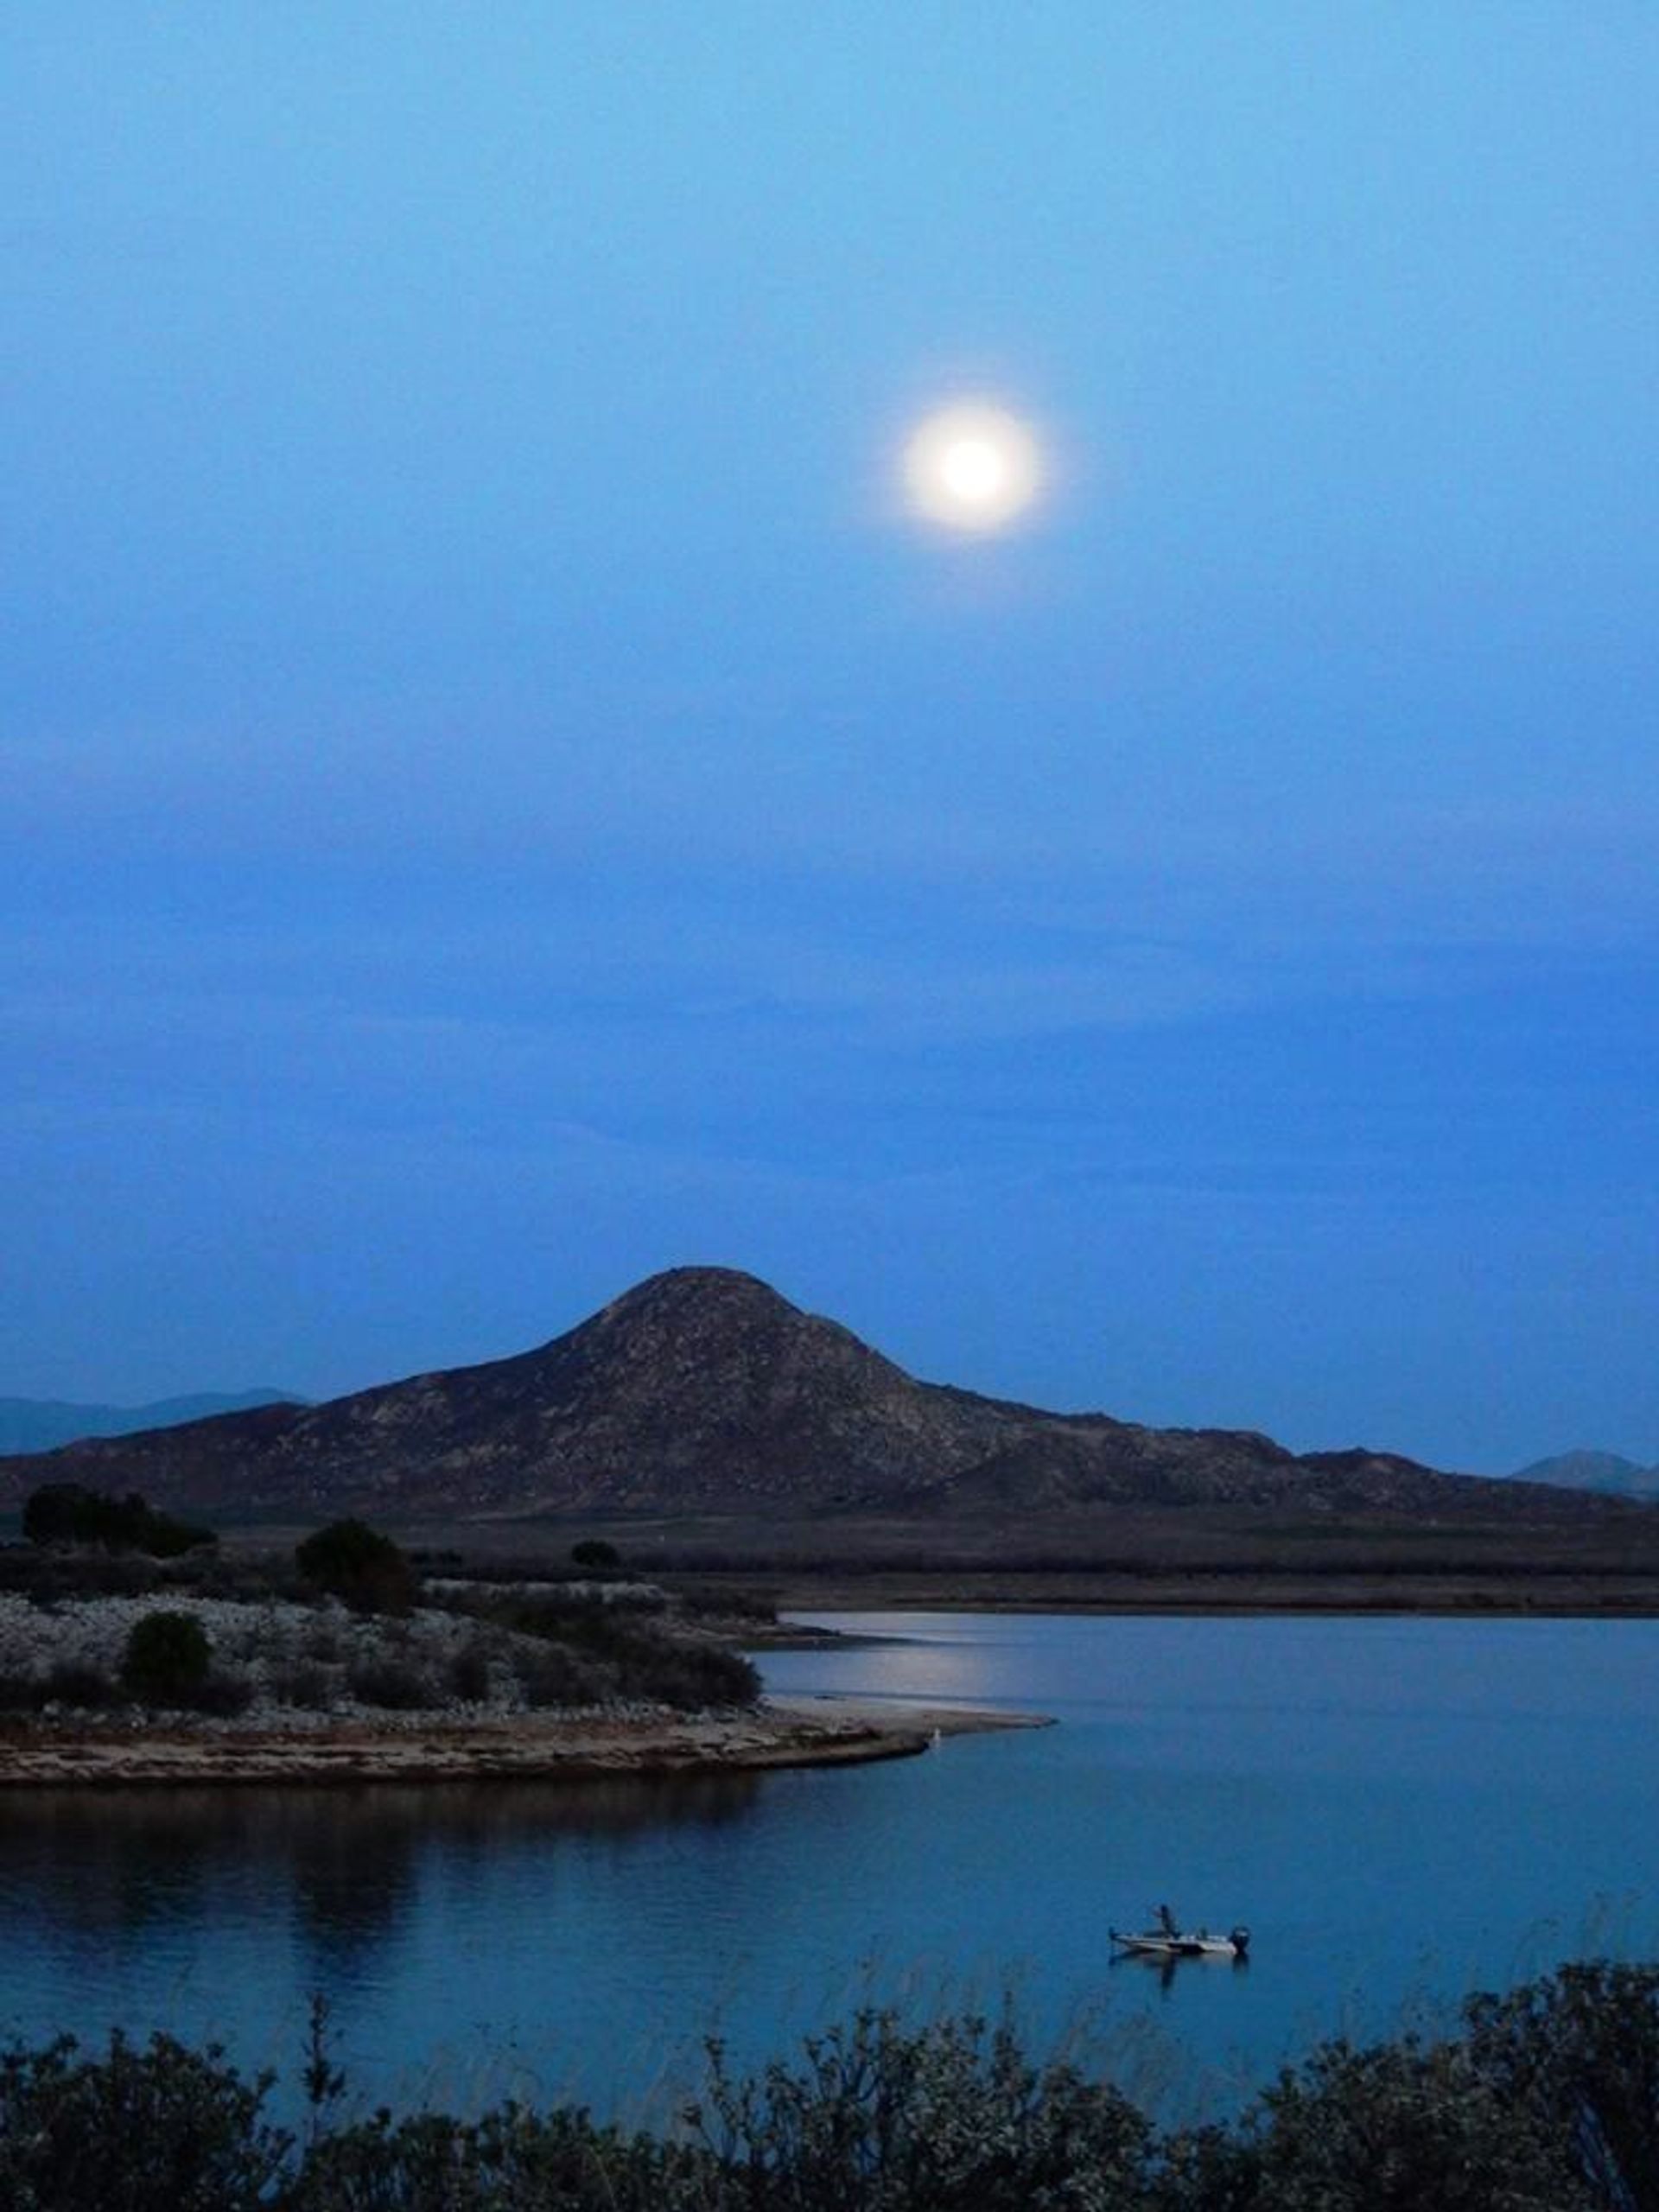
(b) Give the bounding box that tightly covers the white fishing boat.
[1109,1906,1249,1961]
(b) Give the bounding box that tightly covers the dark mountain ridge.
[1512,1450,1659,1501]
[0,1389,304,1458]
[0,1268,1627,1524]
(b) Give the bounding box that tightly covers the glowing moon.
[902,402,1043,533]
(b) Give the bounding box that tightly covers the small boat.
[1109,1905,1249,1961]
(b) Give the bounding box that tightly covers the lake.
[1,1611,1655,2122]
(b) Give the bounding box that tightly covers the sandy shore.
[0,1694,1046,1789]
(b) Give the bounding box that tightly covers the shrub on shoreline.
[296,1520,416,1616]
[345,1656,435,1711]
[461,1586,761,1710]
[122,1610,212,1703]
[4,1962,1659,2209]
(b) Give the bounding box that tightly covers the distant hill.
[0,1390,305,1457]
[0,1268,1635,1525]
[1512,1449,1659,1501]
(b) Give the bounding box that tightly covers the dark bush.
[557,1604,759,1710]
[448,1640,493,1702]
[288,2102,696,2212]
[43,1660,125,1711]
[1463,1961,1659,2212]
[270,1664,332,1712]
[673,1584,779,1625]
[492,1590,667,1642]
[571,1539,621,1570]
[346,1658,433,1711]
[188,1673,254,1719]
[513,1642,603,1709]
[296,1519,416,1615]
[22,1484,215,1559]
[0,1671,42,1713]
[1205,2032,1590,2212]
[121,1611,212,1705]
[687,2005,1153,2212]
[177,1551,311,1605]
[302,1621,344,1664]
[0,2030,289,2212]
[453,1584,760,1712]
[0,1548,160,1601]
[644,1638,760,1712]
[24,1484,116,1548]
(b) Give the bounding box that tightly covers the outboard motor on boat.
[1229,1926,1251,1959]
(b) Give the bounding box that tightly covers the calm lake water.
[1,1611,1656,2122]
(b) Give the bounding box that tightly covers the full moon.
[902,402,1043,533]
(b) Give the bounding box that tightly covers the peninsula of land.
[0,1512,1045,1790]
[0,1694,1039,1789]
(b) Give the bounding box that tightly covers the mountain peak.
[1512,1449,1659,1499]
[591,1265,807,1331]
[613,1264,785,1299]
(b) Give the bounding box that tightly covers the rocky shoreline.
[0,1694,1045,1789]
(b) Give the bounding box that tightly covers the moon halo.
[901,402,1044,534]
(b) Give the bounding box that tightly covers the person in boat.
[1155,1903,1178,1936]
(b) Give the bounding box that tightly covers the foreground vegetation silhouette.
[3,1960,1658,2209]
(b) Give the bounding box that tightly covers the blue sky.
[3,4,1655,1472]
